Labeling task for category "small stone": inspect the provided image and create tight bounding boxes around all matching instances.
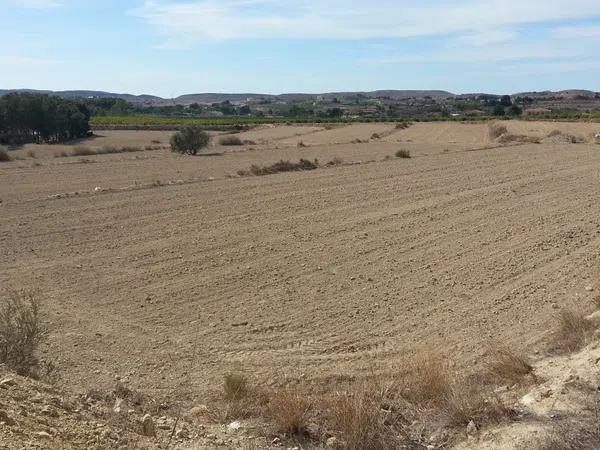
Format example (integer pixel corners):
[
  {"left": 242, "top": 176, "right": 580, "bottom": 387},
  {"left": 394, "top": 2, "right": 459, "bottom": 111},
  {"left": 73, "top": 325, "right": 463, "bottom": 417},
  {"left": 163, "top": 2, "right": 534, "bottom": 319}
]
[
  {"left": 175, "top": 428, "right": 188, "bottom": 439},
  {"left": 585, "top": 286, "right": 594, "bottom": 292},
  {"left": 141, "top": 414, "right": 155, "bottom": 437},
  {"left": 189, "top": 405, "right": 210, "bottom": 419},
  {"left": 0, "top": 378, "right": 16, "bottom": 388},
  {"left": 41, "top": 406, "right": 59, "bottom": 418},
  {"left": 36, "top": 431, "right": 52, "bottom": 438},
  {"left": 227, "top": 420, "right": 242, "bottom": 431},
  {"left": 466, "top": 420, "right": 477, "bottom": 435},
  {"left": 113, "top": 398, "right": 125, "bottom": 414}
]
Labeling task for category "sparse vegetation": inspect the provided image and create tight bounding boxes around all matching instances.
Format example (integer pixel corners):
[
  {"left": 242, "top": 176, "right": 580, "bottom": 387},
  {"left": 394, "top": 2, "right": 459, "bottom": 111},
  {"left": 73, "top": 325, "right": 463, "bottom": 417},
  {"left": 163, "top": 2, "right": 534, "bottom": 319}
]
[
  {"left": 238, "top": 159, "right": 319, "bottom": 176},
  {"left": 395, "top": 149, "right": 411, "bottom": 158},
  {"left": 219, "top": 135, "right": 244, "bottom": 146},
  {"left": 297, "top": 141, "right": 307, "bottom": 148},
  {"left": 224, "top": 372, "right": 249, "bottom": 401},
  {"left": 553, "top": 308, "right": 596, "bottom": 353},
  {"left": 488, "top": 122, "right": 508, "bottom": 139},
  {"left": 0, "top": 291, "right": 44, "bottom": 377},
  {"left": 59, "top": 145, "right": 146, "bottom": 157},
  {"left": 371, "top": 133, "right": 381, "bottom": 140},
  {"left": 0, "top": 146, "right": 11, "bottom": 162},
  {"left": 486, "top": 346, "right": 534, "bottom": 384},
  {"left": 170, "top": 125, "right": 210, "bottom": 155},
  {"left": 268, "top": 390, "right": 311, "bottom": 436}
]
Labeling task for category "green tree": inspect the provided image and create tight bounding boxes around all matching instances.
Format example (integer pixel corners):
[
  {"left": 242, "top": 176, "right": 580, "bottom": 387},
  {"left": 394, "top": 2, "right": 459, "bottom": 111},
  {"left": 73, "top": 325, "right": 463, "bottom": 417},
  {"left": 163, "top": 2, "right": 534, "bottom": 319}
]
[
  {"left": 493, "top": 105, "right": 506, "bottom": 116},
  {"left": 508, "top": 105, "right": 523, "bottom": 116},
  {"left": 170, "top": 125, "right": 210, "bottom": 155}
]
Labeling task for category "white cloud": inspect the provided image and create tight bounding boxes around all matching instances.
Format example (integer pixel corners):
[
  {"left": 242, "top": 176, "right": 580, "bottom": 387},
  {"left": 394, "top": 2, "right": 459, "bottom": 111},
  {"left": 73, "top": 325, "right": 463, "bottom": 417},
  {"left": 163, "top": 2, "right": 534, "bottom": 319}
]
[
  {"left": 454, "top": 30, "right": 517, "bottom": 48},
  {"left": 132, "top": 0, "right": 600, "bottom": 45}
]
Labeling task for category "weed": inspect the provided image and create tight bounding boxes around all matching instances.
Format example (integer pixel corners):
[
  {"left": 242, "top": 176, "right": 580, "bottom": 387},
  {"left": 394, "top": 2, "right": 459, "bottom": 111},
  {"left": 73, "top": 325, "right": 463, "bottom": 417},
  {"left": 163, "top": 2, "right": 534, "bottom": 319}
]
[
  {"left": 488, "top": 123, "right": 508, "bottom": 140},
  {"left": 0, "top": 291, "right": 44, "bottom": 377},
  {"left": 553, "top": 308, "right": 596, "bottom": 353},
  {"left": 71, "top": 145, "right": 95, "bottom": 156},
  {"left": 268, "top": 390, "right": 311, "bottom": 436},
  {"left": 0, "top": 147, "right": 12, "bottom": 162},
  {"left": 224, "top": 372, "right": 249, "bottom": 401},
  {"left": 220, "top": 135, "right": 244, "bottom": 146}
]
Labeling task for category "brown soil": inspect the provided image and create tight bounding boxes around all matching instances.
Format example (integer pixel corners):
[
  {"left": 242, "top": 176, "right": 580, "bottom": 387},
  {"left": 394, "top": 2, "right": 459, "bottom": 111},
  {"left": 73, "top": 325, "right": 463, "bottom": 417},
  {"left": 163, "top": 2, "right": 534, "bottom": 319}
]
[{"left": 1, "top": 121, "right": 600, "bottom": 447}]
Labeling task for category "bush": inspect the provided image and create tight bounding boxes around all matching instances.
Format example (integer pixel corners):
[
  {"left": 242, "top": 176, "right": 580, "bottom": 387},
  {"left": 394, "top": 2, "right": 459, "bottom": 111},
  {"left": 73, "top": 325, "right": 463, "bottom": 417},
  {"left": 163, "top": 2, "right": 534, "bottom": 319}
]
[
  {"left": 395, "top": 150, "right": 411, "bottom": 159},
  {"left": 0, "top": 147, "right": 11, "bottom": 162},
  {"left": 170, "top": 125, "right": 210, "bottom": 155},
  {"left": 224, "top": 372, "right": 248, "bottom": 401},
  {"left": 553, "top": 309, "right": 595, "bottom": 353},
  {"left": 0, "top": 291, "right": 44, "bottom": 376},
  {"left": 71, "top": 146, "right": 94, "bottom": 156},
  {"left": 485, "top": 346, "right": 533, "bottom": 384},
  {"left": 268, "top": 390, "right": 311, "bottom": 436},
  {"left": 239, "top": 159, "right": 319, "bottom": 177},
  {"left": 488, "top": 122, "right": 508, "bottom": 139},
  {"left": 219, "top": 135, "right": 244, "bottom": 146}
]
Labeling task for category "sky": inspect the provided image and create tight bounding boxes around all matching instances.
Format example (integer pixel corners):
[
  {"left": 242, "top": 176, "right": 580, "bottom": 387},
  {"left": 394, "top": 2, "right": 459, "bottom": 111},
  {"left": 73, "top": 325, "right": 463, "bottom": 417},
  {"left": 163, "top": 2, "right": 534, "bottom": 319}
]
[{"left": 2, "top": 0, "right": 600, "bottom": 97}]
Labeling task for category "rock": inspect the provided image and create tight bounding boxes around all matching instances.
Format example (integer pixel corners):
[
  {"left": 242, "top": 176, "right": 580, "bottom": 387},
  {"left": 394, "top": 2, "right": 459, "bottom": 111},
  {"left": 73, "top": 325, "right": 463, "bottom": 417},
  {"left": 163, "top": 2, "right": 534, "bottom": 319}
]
[
  {"left": 175, "top": 428, "right": 188, "bottom": 439},
  {"left": 141, "top": 414, "right": 155, "bottom": 437},
  {"left": 36, "top": 431, "right": 52, "bottom": 438},
  {"left": 0, "top": 410, "right": 16, "bottom": 426},
  {"left": 227, "top": 420, "right": 242, "bottom": 432},
  {"left": 41, "top": 406, "right": 59, "bottom": 418},
  {"left": 585, "top": 286, "right": 594, "bottom": 292},
  {"left": 0, "top": 378, "right": 16, "bottom": 388},
  {"left": 326, "top": 437, "right": 339, "bottom": 448},
  {"left": 466, "top": 420, "right": 477, "bottom": 435},
  {"left": 113, "top": 398, "right": 125, "bottom": 414}
]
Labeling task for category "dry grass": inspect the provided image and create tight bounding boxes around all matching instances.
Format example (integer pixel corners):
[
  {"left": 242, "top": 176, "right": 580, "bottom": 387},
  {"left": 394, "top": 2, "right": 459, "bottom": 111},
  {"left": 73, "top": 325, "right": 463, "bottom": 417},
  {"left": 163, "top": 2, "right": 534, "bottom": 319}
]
[
  {"left": 71, "top": 145, "right": 95, "bottom": 156},
  {"left": 397, "top": 353, "right": 451, "bottom": 406},
  {"left": 488, "top": 122, "right": 508, "bottom": 140},
  {"left": 26, "top": 149, "right": 37, "bottom": 158},
  {"left": 297, "top": 141, "right": 307, "bottom": 148},
  {"left": 224, "top": 372, "right": 249, "bottom": 401},
  {"left": 219, "top": 135, "right": 244, "bottom": 146},
  {"left": 268, "top": 390, "right": 312, "bottom": 436},
  {"left": 485, "top": 346, "right": 534, "bottom": 384},
  {"left": 0, "top": 147, "right": 11, "bottom": 162},
  {"left": 0, "top": 290, "right": 44, "bottom": 377},
  {"left": 395, "top": 149, "right": 411, "bottom": 159},
  {"left": 238, "top": 159, "right": 319, "bottom": 177},
  {"left": 371, "top": 133, "right": 381, "bottom": 140},
  {"left": 326, "top": 157, "right": 344, "bottom": 166},
  {"left": 543, "top": 399, "right": 600, "bottom": 449},
  {"left": 328, "top": 385, "right": 402, "bottom": 450},
  {"left": 553, "top": 308, "right": 596, "bottom": 353},
  {"left": 497, "top": 134, "right": 541, "bottom": 144}
]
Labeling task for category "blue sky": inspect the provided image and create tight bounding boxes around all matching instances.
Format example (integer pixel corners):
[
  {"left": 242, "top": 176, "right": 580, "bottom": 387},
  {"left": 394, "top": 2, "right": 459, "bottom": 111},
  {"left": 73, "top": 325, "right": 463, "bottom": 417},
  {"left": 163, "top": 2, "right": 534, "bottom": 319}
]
[{"left": 2, "top": 0, "right": 600, "bottom": 97}]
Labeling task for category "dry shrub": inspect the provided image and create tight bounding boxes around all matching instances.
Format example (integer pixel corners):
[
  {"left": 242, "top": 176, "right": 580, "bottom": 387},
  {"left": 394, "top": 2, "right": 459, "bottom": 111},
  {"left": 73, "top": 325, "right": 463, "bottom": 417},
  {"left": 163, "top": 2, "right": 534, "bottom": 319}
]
[
  {"left": 485, "top": 346, "right": 533, "bottom": 384},
  {"left": 553, "top": 308, "right": 596, "bottom": 353},
  {"left": 497, "top": 134, "right": 541, "bottom": 144},
  {"left": 268, "top": 390, "right": 311, "bottom": 436},
  {"left": 224, "top": 372, "right": 249, "bottom": 401},
  {"left": 441, "top": 380, "right": 513, "bottom": 427},
  {"left": 71, "top": 145, "right": 94, "bottom": 156},
  {"left": 297, "top": 141, "right": 307, "bottom": 148},
  {"left": 488, "top": 122, "right": 508, "bottom": 140},
  {"left": 151, "top": 139, "right": 161, "bottom": 144},
  {"left": 26, "top": 149, "right": 37, "bottom": 158},
  {"left": 220, "top": 135, "right": 244, "bottom": 146},
  {"left": 54, "top": 150, "right": 69, "bottom": 158},
  {"left": 0, "top": 291, "right": 44, "bottom": 376},
  {"left": 371, "top": 133, "right": 381, "bottom": 140},
  {"left": 0, "top": 147, "right": 11, "bottom": 162},
  {"left": 326, "top": 157, "right": 343, "bottom": 166},
  {"left": 395, "top": 122, "right": 411, "bottom": 130},
  {"left": 548, "top": 129, "right": 562, "bottom": 137},
  {"left": 395, "top": 149, "right": 411, "bottom": 159},
  {"left": 239, "top": 159, "right": 319, "bottom": 177},
  {"left": 543, "top": 399, "right": 600, "bottom": 449},
  {"left": 121, "top": 146, "right": 142, "bottom": 153},
  {"left": 398, "top": 353, "right": 450, "bottom": 406},
  {"left": 328, "top": 385, "right": 401, "bottom": 450},
  {"left": 244, "top": 139, "right": 257, "bottom": 145}
]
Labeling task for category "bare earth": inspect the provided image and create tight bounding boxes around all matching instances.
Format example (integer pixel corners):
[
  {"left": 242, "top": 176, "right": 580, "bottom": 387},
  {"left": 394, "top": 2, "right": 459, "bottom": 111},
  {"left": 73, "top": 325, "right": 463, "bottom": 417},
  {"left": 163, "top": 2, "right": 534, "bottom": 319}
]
[{"left": 2, "top": 121, "right": 600, "bottom": 413}]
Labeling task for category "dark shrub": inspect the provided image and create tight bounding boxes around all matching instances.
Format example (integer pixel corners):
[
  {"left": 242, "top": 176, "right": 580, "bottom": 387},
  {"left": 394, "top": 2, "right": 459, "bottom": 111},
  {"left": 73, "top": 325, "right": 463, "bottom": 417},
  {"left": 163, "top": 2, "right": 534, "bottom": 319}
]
[{"left": 170, "top": 125, "right": 210, "bottom": 155}]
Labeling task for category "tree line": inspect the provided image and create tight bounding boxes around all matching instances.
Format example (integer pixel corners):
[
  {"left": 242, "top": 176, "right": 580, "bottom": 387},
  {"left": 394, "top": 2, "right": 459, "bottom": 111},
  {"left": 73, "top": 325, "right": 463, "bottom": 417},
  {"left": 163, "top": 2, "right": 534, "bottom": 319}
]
[{"left": 0, "top": 93, "right": 91, "bottom": 145}]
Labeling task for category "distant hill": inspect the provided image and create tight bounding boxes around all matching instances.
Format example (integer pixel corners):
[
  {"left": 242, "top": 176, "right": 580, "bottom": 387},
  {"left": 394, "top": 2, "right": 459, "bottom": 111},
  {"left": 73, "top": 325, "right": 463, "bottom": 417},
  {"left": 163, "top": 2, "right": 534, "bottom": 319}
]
[
  {"left": 0, "top": 89, "right": 455, "bottom": 105},
  {"left": 1, "top": 88, "right": 598, "bottom": 105}
]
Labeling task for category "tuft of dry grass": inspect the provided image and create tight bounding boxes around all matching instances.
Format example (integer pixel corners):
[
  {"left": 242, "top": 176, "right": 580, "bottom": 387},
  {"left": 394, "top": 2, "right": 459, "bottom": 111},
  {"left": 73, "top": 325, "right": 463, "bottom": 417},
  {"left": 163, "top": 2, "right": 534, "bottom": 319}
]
[
  {"left": 268, "top": 390, "right": 312, "bottom": 436},
  {"left": 297, "top": 141, "right": 307, "bottom": 148},
  {"left": 326, "top": 157, "right": 343, "bottom": 166},
  {"left": 485, "top": 346, "right": 534, "bottom": 384},
  {"left": 497, "top": 134, "right": 541, "bottom": 144},
  {"left": 488, "top": 122, "right": 508, "bottom": 140},
  {"left": 328, "top": 385, "right": 402, "bottom": 450},
  {"left": 71, "top": 145, "right": 95, "bottom": 156},
  {"left": 395, "top": 149, "right": 411, "bottom": 159},
  {"left": 238, "top": 159, "right": 319, "bottom": 177},
  {"left": 0, "top": 290, "right": 44, "bottom": 377},
  {"left": 371, "top": 133, "right": 381, "bottom": 140},
  {"left": 0, "top": 147, "right": 11, "bottom": 162},
  {"left": 224, "top": 372, "right": 249, "bottom": 401},
  {"left": 26, "top": 149, "right": 37, "bottom": 158},
  {"left": 220, "top": 135, "right": 244, "bottom": 146},
  {"left": 553, "top": 308, "right": 596, "bottom": 353},
  {"left": 398, "top": 353, "right": 451, "bottom": 406}
]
